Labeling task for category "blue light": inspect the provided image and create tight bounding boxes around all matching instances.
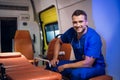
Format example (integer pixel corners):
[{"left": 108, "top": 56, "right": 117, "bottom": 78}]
[{"left": 92, "top": 0, "right": 120, "bottom": 79}]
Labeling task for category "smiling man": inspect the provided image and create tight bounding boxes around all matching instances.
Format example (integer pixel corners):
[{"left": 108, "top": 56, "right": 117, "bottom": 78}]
[{"left": 50, "top": 10, "right": 106, "bottom": 80}]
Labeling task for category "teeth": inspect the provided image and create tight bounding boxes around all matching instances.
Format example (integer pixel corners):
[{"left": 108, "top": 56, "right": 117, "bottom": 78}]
[{"left": 76, "top": 27, "right": 81, "bottom": 29}]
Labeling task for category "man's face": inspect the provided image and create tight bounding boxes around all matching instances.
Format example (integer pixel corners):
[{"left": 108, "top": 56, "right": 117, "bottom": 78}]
[{"left": 72, "top": 15, "right": 88, "bottom": 33}]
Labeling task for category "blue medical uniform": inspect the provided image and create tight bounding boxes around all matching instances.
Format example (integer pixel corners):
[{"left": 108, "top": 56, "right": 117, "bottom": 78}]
[{"left": 50, "top": 27, "right": 105, "bottom": 80}]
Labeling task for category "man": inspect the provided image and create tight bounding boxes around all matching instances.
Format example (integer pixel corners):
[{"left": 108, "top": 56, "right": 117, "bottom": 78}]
[{"left": 50, "top": 10, "right": 105, "bottom": 80}]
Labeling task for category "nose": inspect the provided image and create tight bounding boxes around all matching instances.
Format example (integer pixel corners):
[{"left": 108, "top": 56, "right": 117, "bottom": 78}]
[
  {"left": 76, "top": 22, "right": 82, "bottom": 27},
  {"left": 75, "top": 22, "right": 80, "bottom": 26}
]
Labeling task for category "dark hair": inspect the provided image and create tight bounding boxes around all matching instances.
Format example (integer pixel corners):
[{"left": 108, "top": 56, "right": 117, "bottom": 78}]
[{"left": 72, "top": 10, "right": 87, "bottom": 20}]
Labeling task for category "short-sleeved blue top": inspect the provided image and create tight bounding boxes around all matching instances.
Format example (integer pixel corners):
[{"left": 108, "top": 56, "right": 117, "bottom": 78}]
[{"left": 61, "top": 27, "right": 105, "bottom": 67}]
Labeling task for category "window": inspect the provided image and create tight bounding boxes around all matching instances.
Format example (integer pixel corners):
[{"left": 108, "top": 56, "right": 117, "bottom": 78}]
[{"left": 45, "top": 22, "right": 59, "bottom": 44}]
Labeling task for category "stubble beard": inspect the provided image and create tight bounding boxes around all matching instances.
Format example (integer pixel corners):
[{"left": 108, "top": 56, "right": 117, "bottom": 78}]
[{"left": 74, "top": 26, "right": 86, "bottom": 35}]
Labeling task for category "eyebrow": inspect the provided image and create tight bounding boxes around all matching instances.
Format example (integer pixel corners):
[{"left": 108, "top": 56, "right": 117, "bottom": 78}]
[{"left": 72, "top": 20, "right": 84, "bottom": 23}]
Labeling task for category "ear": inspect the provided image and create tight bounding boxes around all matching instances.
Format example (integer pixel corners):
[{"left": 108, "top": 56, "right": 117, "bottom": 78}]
[{"left": 86, "top": 21, "right": 88, "bottom": 25}]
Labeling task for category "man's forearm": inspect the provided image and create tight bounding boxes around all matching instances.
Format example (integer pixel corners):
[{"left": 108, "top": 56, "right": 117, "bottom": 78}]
[
  {"left": 53, "top": 39, "right": 61, "bottom": 59},
  {"left": 64, "top": 61, "right": 91, "bottom": 69},
  {"left": 63, "top": 56, "right": 95, "bottom": 68}
]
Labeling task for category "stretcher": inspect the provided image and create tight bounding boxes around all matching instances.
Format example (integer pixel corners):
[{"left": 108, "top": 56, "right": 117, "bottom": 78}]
[{"left": 0, "top": 52, "right": 62, "bottom": 80}]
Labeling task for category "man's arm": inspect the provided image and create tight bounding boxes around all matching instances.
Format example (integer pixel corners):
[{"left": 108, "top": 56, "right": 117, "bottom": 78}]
[
  {"left": 65, "top": 56, "right": 95, "bottom": 67},
  {"left": 58, "top": 56, "right": 95, "bottom": 72},
  {"left": 50, "top": 38, "right": 62, "bottom": 66}
]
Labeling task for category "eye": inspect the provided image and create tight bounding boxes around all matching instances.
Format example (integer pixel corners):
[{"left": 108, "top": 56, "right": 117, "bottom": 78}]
[
  {"left": 79, "top": 21, "right": 84, "bottom": 23},
  {"left": 72, "top": 21, "right": 77, "bottom": 24}
]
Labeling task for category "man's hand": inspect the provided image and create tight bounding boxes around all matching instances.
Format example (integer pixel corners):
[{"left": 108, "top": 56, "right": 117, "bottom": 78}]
[
  {"left": 50, "top": 58, "right": 59, "bottom": 67},
  {"left": 58, "top": 64, "right": 68, "bottom": 72},
  {"left": 58, "top": 65, "right": 65, "bottom": 72}
]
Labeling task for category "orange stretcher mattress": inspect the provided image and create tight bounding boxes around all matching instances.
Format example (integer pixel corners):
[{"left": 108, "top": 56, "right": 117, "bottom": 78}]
[{"left": 0, "top": 52, "right": 62, "bottom": 80}]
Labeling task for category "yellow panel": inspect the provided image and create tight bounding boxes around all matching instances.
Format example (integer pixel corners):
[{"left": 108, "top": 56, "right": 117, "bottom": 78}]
[
  {"left": 40, "top": 7, "right": 57, "bottom": 24},
  {"left": 40, "top": 6, "right": 58, "bottom": 50}
]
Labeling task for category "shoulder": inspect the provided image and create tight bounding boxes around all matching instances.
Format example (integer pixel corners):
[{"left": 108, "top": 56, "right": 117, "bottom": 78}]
[
  {"left": 60, "top": 27, "right": 76, "bottom": 43},
  {"left": 62, "top": 27, "right": 76, "bottom": 37},
  {"left": 85, "top": 27, "right": 101, "bottom": 43},
  {"left": 66, "top": 27, "right": 75, "bottom": 33},
  {"left": 87, "top": 27, "right": 100, "bottom": 38}
]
